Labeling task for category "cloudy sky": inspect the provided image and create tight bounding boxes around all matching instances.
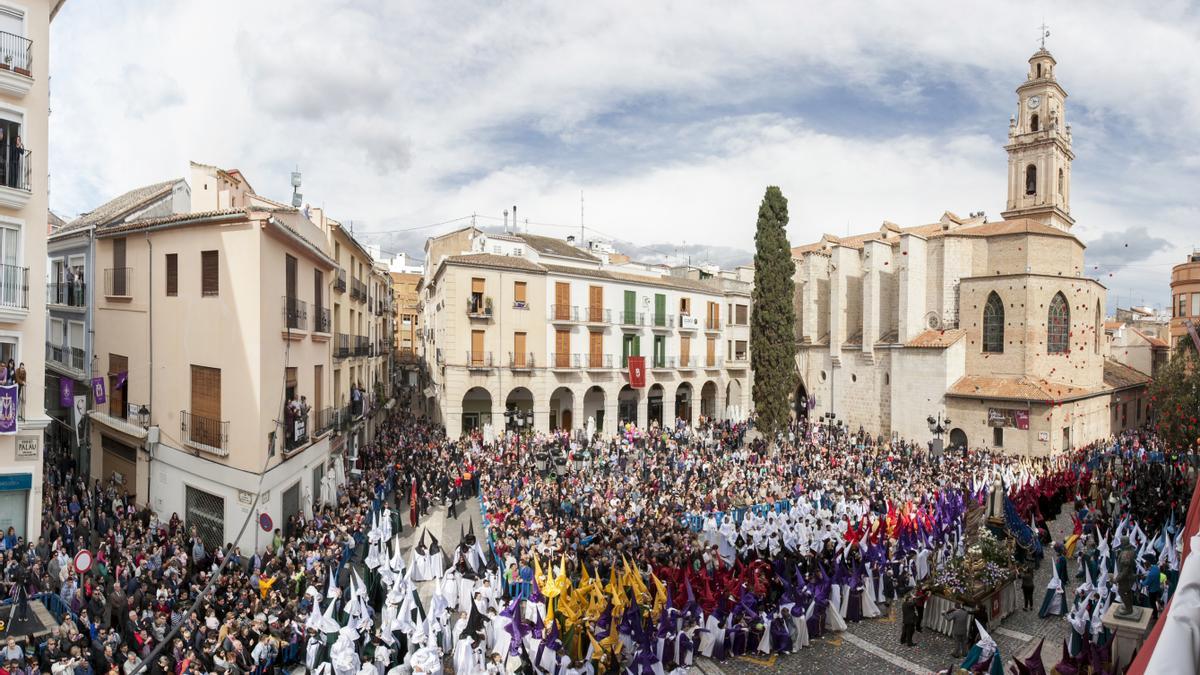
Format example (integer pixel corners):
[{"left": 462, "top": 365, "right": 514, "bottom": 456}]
[{"left": 49, "top": 1, "right": 1200, "bottom": 310}]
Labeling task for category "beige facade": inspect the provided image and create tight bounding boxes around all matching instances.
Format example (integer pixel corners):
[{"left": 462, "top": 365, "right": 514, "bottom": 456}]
[
  {"left": 791, "top": 49, "right": 1146, "bottom": 456},
  {"left": 1106, "top": 321, "right": 1168, "bottom": 377},
  {"left": 0, "top": 0, "right": 64, "bottom": 540},
  {"left": 420, "top": 229, "right": 752, "bottom": 434},
  {"left": 1169, "top": 251, "right": 1200, "bottom": 351},
  {"left": 392, "top": 271, "right": 422, "bottom": 388}
]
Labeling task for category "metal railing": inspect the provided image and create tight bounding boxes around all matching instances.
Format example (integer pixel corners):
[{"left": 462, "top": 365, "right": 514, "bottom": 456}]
[
  {"left": 652, "top": 312, "right": 673, "bottom": 329},
  {"left": 619, "top": 310, "right": 644, "bottom": 326},
  {"left": 508, "top": 352, "right": 535, "bottom": 369},
  {"left": 466, "top": 351, "right": 493, "bottom": 368},
  {"left": 586, "top": 306, "right": 610, "bottom": 323},
  {"left": 706, "top": 318, "right": 721, "bottom": 331},
  {"left": 336, "top": 333, "right": 350, "bottom": 358},
  {"left": 315, "top": 406, "right": 335, "bottom": 436},
  {"left": 551, "top": 304, "right": 579, "bottom": 322},
  {"left": 466, "top": 296, "right": 492, "bottom": 318},
  {"left": 550, "top": 352, "right": 581, "bottom": 368},
  {"left": 313, "top": 306, "right": 331, "bottom": 333},
  {"left": 351, "top": 278, "right": 367, "bottom": 301},
  {"left": 335, "top": 269, "right": 346, "bottom": 293},
  {"left": 705, "top": 356, "right": 722, "bottom": 368},
  {"left": 47, "top": 281, "right": 86, "bottom": 307},
  {"left": 0, "top": 31, "right": 32, "bottom": 74},
  {"left": 283, "top": 296, "right": 307, "bottom": 330},
  {"left": 180, "top": 410, "right": 229, "bottom": 456},
  {"left": 0, "top": 263, "right": 28, "bottom": 309},
  {"left": 587, "top": 353, "right": 613, "bottom": 369},
  {"left": 104, "top": 267, "right": 131, "bottom": 298},
  {"left": 678, "top": 355, "right": 698, "bottom": 368},
  {"left": 0, "top": 143, "right": 31, "bottom": 192},
  {"left": 652, "top": 355, "right": 677, "bottom": 368},
  {"left": 284, "top": 408, "right": 310, "bottom": 452},
  {"left": 354, "top": 335, "right": 369, "bottom": 356}
]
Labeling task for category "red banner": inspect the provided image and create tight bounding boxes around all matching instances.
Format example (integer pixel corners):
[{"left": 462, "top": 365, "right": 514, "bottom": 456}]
[{"left": 628, "top": 356, "right": 646, "bottom": 388}]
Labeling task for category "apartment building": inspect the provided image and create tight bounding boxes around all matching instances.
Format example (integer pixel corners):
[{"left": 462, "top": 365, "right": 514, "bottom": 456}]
[
  {"left": 420, "top": 227, "right": 752, "bottom": 434},
  {"left": 88, "top": 163, "right": 344, "bottom": 550},
  {"left": 0, "top": 0, "right": 65, "bottom": 540},
  {"left": 46, "top": 178, "right": 189, "bottom": 473},
  {"left": 391, "top": 270, "right": 421, "bottom": 384},
  {"left": 1170, "top": 250, "right": 1200, "bottom": 351}
]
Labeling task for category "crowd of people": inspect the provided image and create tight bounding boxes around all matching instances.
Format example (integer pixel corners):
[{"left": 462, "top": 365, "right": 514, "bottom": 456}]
[{"left": 0, "top": 397, "right": 1194, "bottom": 674}]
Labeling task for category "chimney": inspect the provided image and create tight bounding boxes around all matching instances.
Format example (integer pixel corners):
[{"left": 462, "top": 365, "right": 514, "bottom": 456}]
[
  {"left": 567, "top": 235, "right": 576, "bottom": 245},
  {"left": 512, "top": 205, "right": 517, "bottom": 234},
  {"left": 503, "top": 209, "right": 508, "bottom": 231}
]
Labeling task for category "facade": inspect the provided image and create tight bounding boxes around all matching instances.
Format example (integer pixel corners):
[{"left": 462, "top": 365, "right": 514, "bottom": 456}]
[
  {"left": 392, "top": 270, "right": 422, "bottom": 385},
  {"left": 790, "top": 48, "right": 1148, "bottom": 456},
  {"left": 87, "top": 162, "right": 359, "bottom": 551},
  {"left": 420, "top": 229, "right": 752, "bottom": 434},
  {"left": 46, "top": 179, "right": 189, "bottom": 474},
  {"left": 1169, "top": 250, "right": 1200, "bottom": 351},
  {"left": 0, "top": 0, "right": 65, "bottom": 541}
]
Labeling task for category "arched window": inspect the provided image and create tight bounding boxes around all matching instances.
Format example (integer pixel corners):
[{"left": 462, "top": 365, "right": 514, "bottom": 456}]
[
  {"left": 1025, "top": 165, "right": 1037, "bottom": 195},
  {"left": 1047, "top": 292, "right": 1070, "bottom": 354},
  {"left": 1031, "top": 113, "right": 1039, "bottom": 131},
  {"left": 983, "top": 292, "right": 1004, "bottom": 353},
  {"left": 1058, "top": 168, "right": 1064, "bottom": 196},
  {"left": 1036, "top": 63, "right": 1042, "bottom": 78}
]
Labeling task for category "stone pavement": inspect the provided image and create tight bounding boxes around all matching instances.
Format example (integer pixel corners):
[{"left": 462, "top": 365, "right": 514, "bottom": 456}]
[{"left": 690, "top": 508, "right": 1076, "bottom": 675}]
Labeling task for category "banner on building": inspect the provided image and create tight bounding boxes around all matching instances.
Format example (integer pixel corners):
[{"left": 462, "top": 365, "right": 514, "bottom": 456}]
[
  {"left": 91, "top": 377, "right": 107, "bottom": 405},
  {"left": 73, "top": 395, "right": 88, "bottom": 445},
  {"left": 114, "top": 371, "right": 128, "bottom": 390},
  {"left": 60, "top": 377, "right": 74, "bottom": 408},
  {"left": 628, "top": 356, "right": 646, "bottom": 388},
  {"left": 0, "top": 384, "right": 17, "bottom": 435},
  {"left": 988, "top": 407, "right": 1030, "bottom": 430}
]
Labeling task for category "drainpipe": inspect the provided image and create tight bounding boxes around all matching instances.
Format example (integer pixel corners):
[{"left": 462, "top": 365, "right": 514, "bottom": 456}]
[{"left": 145, "top": 231, "right": 154, "bottom": 507}]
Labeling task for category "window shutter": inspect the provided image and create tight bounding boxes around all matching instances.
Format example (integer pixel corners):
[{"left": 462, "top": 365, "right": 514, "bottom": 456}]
[
  {"left": 471, "top": 278, "right": 485, "bottom": 294},
  {"left": 514, "top": 281, "right": 526, "bottom": 304},
  {"left": 166, "top": 254, "right": 178, "bottom": 296},
  {"left": 201, "top": 251, "right": 219, "bottom": 296}
]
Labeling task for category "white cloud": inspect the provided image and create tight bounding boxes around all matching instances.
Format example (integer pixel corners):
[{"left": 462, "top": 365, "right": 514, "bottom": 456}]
[{"left": 47, "top": 1, "right": 1200, "bottom": 312}]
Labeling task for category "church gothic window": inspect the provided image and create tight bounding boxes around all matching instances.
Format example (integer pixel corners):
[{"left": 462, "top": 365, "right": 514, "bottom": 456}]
[
  {"left": 1047, "top": 292, "right": 1070, "bottom": 354},
  {"left": 982, "top": 292, "right": 1004, "bottom": 353},
  {"left": 1025, "top": 165, "right": 1037, "bottom": 195}
]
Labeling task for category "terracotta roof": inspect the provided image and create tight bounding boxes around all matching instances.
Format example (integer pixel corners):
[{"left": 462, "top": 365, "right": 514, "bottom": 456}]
[
  {"left": 56, "top": 179, "right": 181, "bottom": 236},
  {"left": 95, "top": 208, "right": 250, "bottom": 236},
  {"left": 791, "top": 217, "right": 1079, "bottom": 257},
  {"left": 906, "top": 329, "right": 966, "bottom": 348},
  {"left": 1104, "top": 320, "right": 1124, "bottom": 331},
  {"left": 443, "top": 253, "right": 546, "bottom": 273},
  {"left": 539, "top": 263, "right": 722, "bottom": 294},
  {"left": 1104, "top": 359, "right": 1153, "bottom": 389},
  {"left": 515, "top": 233, "right": 599, "bottom": 262},
  {"left": 1130, "top": 328, "right": 1169, "bottom": 348},
  {"left": 48, "top": 211, "right": 66, "bottom": 231},
  {"left": 946, "top": 375, "right": 1091, "bottom": 402}
]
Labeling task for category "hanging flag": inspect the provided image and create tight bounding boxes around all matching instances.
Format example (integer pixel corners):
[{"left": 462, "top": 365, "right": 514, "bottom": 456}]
[
  {"left": 59, "top": 377, "right": 74, "bottom": 407},
  {"left": 115, "top": 371, "right": 128, "bottom": 390},
  {"left": 91, "top": 377, "right": 107, "bottom": 405},
  {"left": 73, "top": 395, "right": 88, "bottom": 445},
  {"left": 628, "top": 356, "right": 646, "bottom": 388},
  {"left": 409, "top": 477, "right": 418, "bottom": 528},
  {"left": 0, "top": 384, "right": 17, "bottom": 435}
]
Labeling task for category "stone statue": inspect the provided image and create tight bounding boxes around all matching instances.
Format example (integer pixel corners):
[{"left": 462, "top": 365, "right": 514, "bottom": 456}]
[
  {"left": 988, "top": 477, "right": 1005, "bottom": 520},
  {"left": 1114, "top": 536, "right": 1141, "bottom": 619}
]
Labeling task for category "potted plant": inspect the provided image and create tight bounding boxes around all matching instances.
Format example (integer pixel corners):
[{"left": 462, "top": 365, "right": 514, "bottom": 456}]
[
  {"left": 484, "top": 296, "right": 493, "bottom": 315},
  {"left": 1, "top": 53, "right": 11, "bottom": 71}
]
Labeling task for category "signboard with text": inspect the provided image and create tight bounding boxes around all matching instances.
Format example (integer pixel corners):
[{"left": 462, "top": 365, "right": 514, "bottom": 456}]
[{"left": 988, "top": 407, "right": 1030, "bottom": 430}]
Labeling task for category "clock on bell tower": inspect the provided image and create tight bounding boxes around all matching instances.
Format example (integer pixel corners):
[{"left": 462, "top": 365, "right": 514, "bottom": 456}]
[{"left": 1001, "top": 47, "right": 1075, "bottom": 230}]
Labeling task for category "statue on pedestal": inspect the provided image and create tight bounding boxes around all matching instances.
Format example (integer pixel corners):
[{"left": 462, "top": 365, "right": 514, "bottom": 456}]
[
  {"left": 988, "top": 477, "right": 1005, "bottom": 520},
  {"left": 1114, "top": 536, "right": 1141, "bottom": 619}
]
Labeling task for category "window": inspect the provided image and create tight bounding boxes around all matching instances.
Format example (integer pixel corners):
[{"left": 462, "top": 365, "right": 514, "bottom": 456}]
[
  {"left": 189, "top": 365, "right": 223, "bottom": 448},
  {"left": 681, "top": 336, "right": 691, "bottom": 364},
  {"left": 993, "top": 427, "right": 1003, "bottom": 448},
  {"left": 1025, "top": 165, "right": 1037, "bottom": 195},
  {"left": 165, "top": 254, "right": 178, "bottom": 296},
  {"left": 1030, "top": 113, "right": 1039, "bottom": 132},
  {"left": 1036, "top": 63, "right": 1042, "bottom": 78},
  {"left": 735, "top": 304, "right": 748, "bottom": 325},
  {"left": 679, "top": 297, "right": 691, "bottom": 315},
  {"left": 555, "top": 329, "right": 571, "bottom": 368},
  {"left": 1047, "top": 292, "right": 1070, "bottom": 353},
  {"left": 513, "top": 332, "right": 527, "bottom": 366},
  {"left": 1095, "top": 302, "right": 1102, "bottom": 354},
  {"left": 1057, "top": 168, "right": 1064, "bottom": 196},
  {"left": 111, "top": 237, "right": 127, "bottom": 297},
  {"left": 653, "top": 335, "right": 665, "bottom": 368},
  {"left": 982, "top": 292, "right": 1004, "bottom": 353},
  {"left": 1193, "top": 293, "right": 1200, "bottom": 317},
  {"left": 201, "top": 250, "right": 219, "bottom": 296},
  {"left": 514, "top": 281, "right": 527, "bottom": 307},
  {"left": 1180, "top": 294, "right": 1188, "bottom": 317},
  {"left": 735, "top": 340, "right": 747, "bottom": 360}
]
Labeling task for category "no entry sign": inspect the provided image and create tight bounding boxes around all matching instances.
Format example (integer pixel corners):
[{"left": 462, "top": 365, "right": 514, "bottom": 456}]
[
  {"left": 74, "top": 549, "right": 93, "bottom": 574},
  {"left": 259, "top": 513, "right": 273, "bottom": 532}
]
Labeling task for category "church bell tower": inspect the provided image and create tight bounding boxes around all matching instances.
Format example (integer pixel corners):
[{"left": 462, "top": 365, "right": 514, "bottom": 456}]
[{"left": 1001, "top": 47, "right": 1075, "bottom": 230}]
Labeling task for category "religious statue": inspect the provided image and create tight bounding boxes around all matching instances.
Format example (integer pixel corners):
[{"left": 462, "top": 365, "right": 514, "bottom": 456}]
[
  {"left": 1114, "top": 536, "right": 1141, "bottom": 619},
  {"left": 988, "top": 477, "right": 1005, "bottom": 520}
]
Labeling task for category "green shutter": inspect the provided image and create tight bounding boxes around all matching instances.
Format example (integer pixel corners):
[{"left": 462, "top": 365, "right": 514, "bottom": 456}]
[
  {"left": 633, "top": 335, "right": 641, "bottom": 357},
  {"left": 624, "top": 290, "right": 636, "bottom": 324},
  {"left": 654, "top": 293, "right": 666, "bottom": 326}
]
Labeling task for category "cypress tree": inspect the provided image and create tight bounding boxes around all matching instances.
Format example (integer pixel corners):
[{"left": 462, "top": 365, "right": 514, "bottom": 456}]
[{"left": 750, "top": 186, "right": 796, "bottom": 434}]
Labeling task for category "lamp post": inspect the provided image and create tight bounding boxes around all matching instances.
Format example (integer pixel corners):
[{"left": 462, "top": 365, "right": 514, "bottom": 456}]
[{"left": 927, "top": 411, "right": 952, "bottom": 457}]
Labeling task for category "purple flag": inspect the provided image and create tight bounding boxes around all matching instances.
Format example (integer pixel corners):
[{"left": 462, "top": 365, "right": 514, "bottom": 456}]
[
  {"left": 0, "top": 384, "right": 16, "bottom": 435},
  {"left": 59, "top": 377, "right": 74, "bottom": 407},
  {"left": 115, "top": 371, "right": 128, "bottom": 390},
  {"left": 91, "top": 377, "right": 107, "bottom": 404}
]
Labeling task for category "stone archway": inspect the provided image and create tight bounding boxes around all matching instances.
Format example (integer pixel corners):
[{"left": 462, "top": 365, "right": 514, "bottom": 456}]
[
  {"left": 505, "top": 387, "right": 534, "bottom": 432},
  {"left": 618, "top": 385, "right": 639, "bottom": 427},
  {"left": 461, "top": 387, "right": 492, "bottom": 433},
  {"left": 648, "top": 383, "right": 665, "bottom": 427},
  {"left": 700, "top": 381, "right": 718, "bottom": 420},
  {"left": 949, "top": 428, "right": 967, "bottom": 450},
  {"left": 725, "top": 379, "right": 743, "bottom": 420},
  {"left": 550, "top": 386, "right": 575, "bottom": 430},
  {"left": 582, "top": 386, "right": 606, "bottom": 435},
  {"left": 792, "top": 379, "right": 809, "bottom": 420},
  {"left": 675, "top": 382, "right": 694, "bottom": 425}
]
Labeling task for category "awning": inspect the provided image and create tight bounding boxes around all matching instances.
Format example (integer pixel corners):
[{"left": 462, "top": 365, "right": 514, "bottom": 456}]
[{"left": 0, "top": 473, "right": 33, "bottom": 491}]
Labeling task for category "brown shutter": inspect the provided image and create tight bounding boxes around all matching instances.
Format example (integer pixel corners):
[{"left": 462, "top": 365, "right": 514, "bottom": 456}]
[
  {"left": 556, "top": 329, "right": 570, "bottom": 367},
  {"left": 471, "top": 330, "right": 484, "bottom": 364},
  {"left": 707, "top": 337, "right": 716, "bottom": 366},
  {"left": 589, "top": 286, "right": 602, "bottom": 321},
  {"left": 514, "top": 332, "right": 526, "bottom": 366},
  {"left": 681, "top": 336, "right": 690, "bottom": 363},
  {"left": 190, "top": 365, "right": 222, "bottom": 446},
  {"left": 514, "top": 281, "right": 526, "bottom": 304},
  {"left": 589, "top": 331, "right": 602, "bottom": 367},
  {"left": 165, "top": 254, "right": 178, "bottom": 296},
  {"left": 286, "top": 255, "right": 298, "bottom": 298},
  {"left": 201, "top": 250, "right": 219, "bottom": 296},
  {"left": 471, "top": 278, "right": 485, "bottom": 294},
  {"left": 555, "top": 282, "right": 570, "bottom": 320},
  {"left": 313, "top": 365, "right": 323, "bottom": 412},
  {"left": 314, "top": 270, "right": 324, "bottom": 312}
]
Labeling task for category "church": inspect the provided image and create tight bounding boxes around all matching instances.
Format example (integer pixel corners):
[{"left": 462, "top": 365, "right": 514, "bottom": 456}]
[{"left": 790, "top": 47, "right": 1150, "bottom": 456}]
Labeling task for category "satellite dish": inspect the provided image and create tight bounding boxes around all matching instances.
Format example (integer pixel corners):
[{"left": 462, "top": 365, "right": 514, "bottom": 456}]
[{"left": 924, "top": 312, "right": 943, "bottom": 330}]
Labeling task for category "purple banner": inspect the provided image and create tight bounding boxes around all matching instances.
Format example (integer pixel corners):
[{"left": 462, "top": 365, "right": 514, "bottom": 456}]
[
  {"left": 115, "top": 371, "right": 128, "bottom": 390},
  {"left": 91, "top": 377, "right": 107, "bottom": 405},
  {"left": 0, "top": 384, "right": 17, "bottom": 435},
  {"left": 60, "top": 377, "right": 75, "bottom": 408}
]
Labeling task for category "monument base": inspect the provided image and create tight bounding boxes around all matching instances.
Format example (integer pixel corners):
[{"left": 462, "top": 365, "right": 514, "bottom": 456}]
[{"left": 1102, "top": 604, "right": 1153, "bottom": 673}]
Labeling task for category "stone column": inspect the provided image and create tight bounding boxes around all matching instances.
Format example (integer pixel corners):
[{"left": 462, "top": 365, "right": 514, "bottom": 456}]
[
  {"left": 897, "top": 234, "right": 928, "bottom": 342},
  {"left": 1101, "top": 605, "right": 1151, "bottom": 673}
]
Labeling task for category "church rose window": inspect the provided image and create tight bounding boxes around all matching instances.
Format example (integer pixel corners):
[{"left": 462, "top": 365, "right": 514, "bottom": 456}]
[
  {"left": 1047, "top": 292, "right": 1070, "bottom": 354},
  {"left": 983, "top": 292, "right": 1004, "bottom": 353}
]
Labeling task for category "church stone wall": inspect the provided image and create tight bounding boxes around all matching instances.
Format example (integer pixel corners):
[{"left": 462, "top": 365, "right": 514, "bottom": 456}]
[{"left": 888, "top": 340, "right": 964, "bottom": 442}]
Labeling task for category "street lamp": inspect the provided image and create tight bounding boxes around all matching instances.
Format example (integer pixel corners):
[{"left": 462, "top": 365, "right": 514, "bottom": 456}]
[
  {"left": 927, "top": 412, "right": 952, "bottom": 457},
  {"left": 137, "top": 404, "right": 151, "bottom": 429}
]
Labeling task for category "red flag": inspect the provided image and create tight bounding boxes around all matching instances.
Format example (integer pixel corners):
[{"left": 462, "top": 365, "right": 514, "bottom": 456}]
[
  {"left": 628, "top": 356, "right": 646, "bottom": 388},
  {"left": 409, "top": 478, "right": 418, "bottom": 528}
]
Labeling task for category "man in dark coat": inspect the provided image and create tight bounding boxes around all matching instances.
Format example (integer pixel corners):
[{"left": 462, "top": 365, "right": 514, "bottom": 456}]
[{"left": 900, "top": 593, "right": 918, "bottom": 647}]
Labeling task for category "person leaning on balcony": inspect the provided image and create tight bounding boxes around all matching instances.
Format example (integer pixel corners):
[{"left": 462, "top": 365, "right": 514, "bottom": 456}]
[
  {"left": 8, "top": 135, "right": 22, "bottom": 189},
  {"left": 14, "top": 361, "right": 25, "bottom": 421}
]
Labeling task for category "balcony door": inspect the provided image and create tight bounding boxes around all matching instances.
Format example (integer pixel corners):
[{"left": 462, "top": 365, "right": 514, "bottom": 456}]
[
  {"left": 589, "top": 285, "right": 602, "bottom": 322},
  {"left": 471, "top": 330, "right": 484, "bottom": 365},
  {"left": 555, "top": 282, "right": 570, "bottom": 320},
  {"left": 108, "top": 354, "right": 128, "bottom": 420},
  {"left": 190, "top": 365, "right": 222, "bottom": 448},
  {"left": 589, "top": 330, "right": 602, "bottom": 367},
  {"left": 680, "top": 336, "right": 691, "bottom": 365},
  {"left": 555, "top": 329, "right": 571, "bottom": 367},
  {"left": 0, "top": 223, "right": 18, "bottom": 306}
]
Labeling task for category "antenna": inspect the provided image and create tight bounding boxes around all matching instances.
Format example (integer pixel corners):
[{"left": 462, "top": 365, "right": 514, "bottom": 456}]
[
  {"left": 1039, "top": 20, "right": 1050, "bottom": 49},
  {"left": 290, "top": 168, "right": 302, "bottom": 208}
]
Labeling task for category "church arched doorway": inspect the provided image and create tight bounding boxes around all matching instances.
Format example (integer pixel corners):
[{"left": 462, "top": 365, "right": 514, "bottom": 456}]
[
  {"left": 949, "top": 428, "right": 967, "bottom": 451},
  {"left": 793, "top": 380, "right": 809, "bottom": 420}
]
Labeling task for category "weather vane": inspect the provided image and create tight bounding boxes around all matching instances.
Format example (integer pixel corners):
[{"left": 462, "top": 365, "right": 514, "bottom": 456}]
[{"left": 1039, "top": 21, "right": 1050, "bottom": 49}]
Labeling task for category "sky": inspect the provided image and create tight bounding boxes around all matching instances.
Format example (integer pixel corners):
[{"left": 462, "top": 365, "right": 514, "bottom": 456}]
[{"left": 48, "top": 1, "right": 1200, "bottom": 312}]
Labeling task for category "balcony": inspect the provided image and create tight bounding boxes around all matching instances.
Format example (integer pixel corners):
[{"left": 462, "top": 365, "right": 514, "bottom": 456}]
[
  {"left": 354, "top": 335, "right": 369, "bottom": 357},
  {"left": 651, "top": 313, "right": 673, "bottom": 331},
  {"left": 0, "top": 144, "right": 31, "bottom": 208},
  {"left": 585, "top": 306, "right": 610, "bottom": 325},
  {"left": 586, "top": 353, "right": 613, "bottom": 370},
  {"left": 704, "top": 357, "right": 723, "bottom": 369},
  {"left": 651, "top": 356, "right": 676, "bottom": 370},
  {"left": 335, "top": 333, "right": 350, "bottom": 359},
  {"left": 312, "top": 307, "right": 331, "bottom": 335},
  {"left": 0, "top": 263, "right": 28, "bottom": 314},
  {"left": 551, "top": 304, "right": 580, "bottom": 323},
  {"left": 508, "top": 352, "right": 535, "bottom": 371},
  {"left": 677, "top": 355, "right": 698, "bottom": 370},
  {"left": 180, "top": 410, "right": 230, "bottom": 457},
  {"left": 46, "top": 343, "right": 86, "bottom": 374},
  {"left": 283, "top": 407, "right": 310, "bottom": 455},
  {"left": 466, "top": 351, "right": 493, "bottom": 370},
  {"left": 550, "top": 352, "right": 581, "bottom": 370},
  {"left": 351, "top": 278, "right": 367, "bottom": 302},
  {"left": 315, "top": 406, "right": 335, "bottom": 437},
  {"left": 705, "top": 318, "right": 722, "bottom": 332},
  {"left": 0, "top": 31, "right": 32, "bottom": 98},
  {"left": 619, "top": 311, "right": 645, "bottom": 329},
  {"left": 466, "top": 295, "right": 493, "bottom": 320},
  {"left": 678, "top": 315, "right": 701, "bottom": 331},
  {"left": 47, "top": 282, "right": 86, "bottom": 309},
  {"left": 104, "top": 267, "right": 132, "bottom": 300},
  {"left": 726, "top": 354, "right": 749, "bottom": 369},
  {"left": 335, "top": 269, "right": 347, "bottom": 293},
  {"left": 282, "top": 296, "right": 307, "bottom": 337}
]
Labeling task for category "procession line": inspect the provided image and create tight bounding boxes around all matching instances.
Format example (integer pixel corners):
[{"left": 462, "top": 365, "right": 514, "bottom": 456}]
[
  {"left": 840, "top": 633, "right": 929, "bottom": 674},
  {"left": 993, "top": 626, "right": 1036, "bottom": 642}
]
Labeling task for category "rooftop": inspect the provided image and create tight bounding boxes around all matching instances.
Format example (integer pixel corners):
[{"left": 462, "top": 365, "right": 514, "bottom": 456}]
[
  {"left": 791, "top": 216, "right": 1079, "bottom": 257},
  {"left": 514, "top": 233, "right": 600, "bottom": 262},
  {"left": 905, "top": 328, "right": 966, "bottom": 348},
  {"left": 55, "top": 179, "right": 181, "bottom": 237}
]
